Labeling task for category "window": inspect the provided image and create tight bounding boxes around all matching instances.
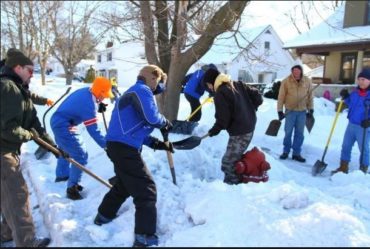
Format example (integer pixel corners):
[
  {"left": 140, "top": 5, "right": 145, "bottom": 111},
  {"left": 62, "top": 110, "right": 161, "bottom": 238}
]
[
  {"left": 107, "top": 52, "right": 112, "bottom": 61},
  {"left": 264, "top": 41, "right": 270, "bottom": 50},
  {"left": 258, "top": 74, "right": 264, "bottom": 83},
  {"left": 340, "top": 53, "right": 357, "bottom": 84},
  {"left": 97, "top": 54, "right": 101, "bottom": 63},
  {"left": 363, "top": 51, "right": 370, "bottom": 68},
  {"left": 238, "top": 70, "right": 254, "bottom": 82}
]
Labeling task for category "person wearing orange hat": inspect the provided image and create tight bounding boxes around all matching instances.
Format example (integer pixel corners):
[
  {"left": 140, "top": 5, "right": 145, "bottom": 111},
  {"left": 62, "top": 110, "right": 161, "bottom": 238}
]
[{"left": 50, "top": 77, "right": 113, "bottom": 200}]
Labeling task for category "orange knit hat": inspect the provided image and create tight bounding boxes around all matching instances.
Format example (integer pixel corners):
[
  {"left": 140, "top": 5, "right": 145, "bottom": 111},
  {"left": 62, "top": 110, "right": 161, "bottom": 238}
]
[{"left": 91, "top": 77, "right": 114, "bottom": 99}]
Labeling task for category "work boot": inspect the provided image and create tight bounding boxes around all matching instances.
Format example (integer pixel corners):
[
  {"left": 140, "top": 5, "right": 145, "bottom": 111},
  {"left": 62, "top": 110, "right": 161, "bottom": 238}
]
[
  {"left": 292, "top": 155, "right": 306, "bottom": 163},
  {"left": 94, "top": 213, "right": 113, "bottom": 226},
  {"left": 66, "top": 185, "right": 83, "bottom": 200},
  {"left": 279, "top": 152, "right": 288, "bottom": 160},
  {"left": 331, "top": 160, "right": 349, "bottom": 175},
  {"left": 360, "top": 165, "right": 368, "bottom": 174},
  {"left": 133, "top": 234, "right": 158, "bottom": 247},
  {"left": 31, "top": 237, "right": 51, "bottom": 247},
  {"left": 55, "top": 176, "right": 69, "bottom": 182}
]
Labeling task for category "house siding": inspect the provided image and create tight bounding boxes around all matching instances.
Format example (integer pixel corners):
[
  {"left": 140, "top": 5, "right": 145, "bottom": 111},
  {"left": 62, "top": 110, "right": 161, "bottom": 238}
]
[{"left": 343, "top": 0, "right": 368, "bottom": 28}]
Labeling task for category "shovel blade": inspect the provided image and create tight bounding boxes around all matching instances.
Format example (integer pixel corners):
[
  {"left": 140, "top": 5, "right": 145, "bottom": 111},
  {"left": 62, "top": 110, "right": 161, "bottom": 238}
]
[
  {"left": 312, "top": 160, "right": 327, "bottom": 176},
  {"left": 34, "top": 146, "right": 50, "bottom": 160},
  {"left": 306, "top": 115, "right": 315, "bottom": 133},
  {"left": 265, "top": 119, "right": 281, "bottom": 136},
  {"left": 172, "top": 136, "right": 202, "bottom": 150},
  {"left": 170, "top": 120, "right": 198, "bottom": 135}
]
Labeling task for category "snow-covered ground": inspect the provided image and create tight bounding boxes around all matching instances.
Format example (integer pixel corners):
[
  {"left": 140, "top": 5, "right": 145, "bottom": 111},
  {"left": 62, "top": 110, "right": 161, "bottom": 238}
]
[{"left": 10, "top": 73, "right": 370, "bottom": 247}]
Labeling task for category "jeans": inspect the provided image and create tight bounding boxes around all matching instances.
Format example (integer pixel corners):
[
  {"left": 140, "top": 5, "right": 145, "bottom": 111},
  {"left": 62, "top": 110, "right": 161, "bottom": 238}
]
[
  {"left": 341, "top": 122, "right": 369, "bottom": 167},
  {"left": 283, "top": 110, "right": 306, "bottom": 156}
]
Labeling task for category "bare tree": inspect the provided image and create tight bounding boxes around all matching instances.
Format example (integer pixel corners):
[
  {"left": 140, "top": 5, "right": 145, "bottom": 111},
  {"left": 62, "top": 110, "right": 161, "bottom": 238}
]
[
  {"left": 116, "top": 0, "right": 248, "bottom": 120},
  {"left": 48, "top": 2, "right": 110, "bottom": 85},
  {"left": 25, "top": 1, "right": 61, "bottom": 85}
]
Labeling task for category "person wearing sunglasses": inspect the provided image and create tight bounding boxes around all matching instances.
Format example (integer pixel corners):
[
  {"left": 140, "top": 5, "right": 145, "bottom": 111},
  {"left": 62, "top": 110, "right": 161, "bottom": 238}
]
[
  {"left": 0, "top": 49, "right": 54, "bottom": 247},
  {"left": 0, "top": 49, "right": 54, "bottom": 107}
]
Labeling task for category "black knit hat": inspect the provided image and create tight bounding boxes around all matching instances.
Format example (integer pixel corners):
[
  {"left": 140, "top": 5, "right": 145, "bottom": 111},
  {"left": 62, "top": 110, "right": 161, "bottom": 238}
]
[
  {"left": 5, "top": 48, "right": 33, "bottom": 68},
  {"left": 357, "top": 67, "right": 370, "bottom": 80},
  {"left": 291, "top": 64, "right": 303, "bottom": 72},
  {"left": 202, "top": 68, "right": 220, "bottom": 85}
]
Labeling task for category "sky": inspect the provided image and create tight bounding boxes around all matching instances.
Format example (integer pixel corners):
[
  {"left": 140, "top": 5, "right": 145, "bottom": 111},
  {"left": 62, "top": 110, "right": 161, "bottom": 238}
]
[
  {"left": 3, "top": 71, "right": 369, "bottom": 247},
  {"left": 241, "top": 1, "right": 341, "bottom": 42}
]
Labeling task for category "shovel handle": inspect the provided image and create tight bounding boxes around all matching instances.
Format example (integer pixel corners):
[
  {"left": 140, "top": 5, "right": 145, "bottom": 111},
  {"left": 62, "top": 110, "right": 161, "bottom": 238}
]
[
  {"left": 186, "top": 97, "right": 213, "bottom": 121},
  {"left": 31, "top": 129, "right": 112, "bottom": 189}
]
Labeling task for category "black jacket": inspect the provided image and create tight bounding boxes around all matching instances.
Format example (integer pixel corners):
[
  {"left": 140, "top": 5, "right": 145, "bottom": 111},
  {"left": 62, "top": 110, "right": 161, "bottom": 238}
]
[{"left": 210, "top": 81, "right": 263, "bottom": 136}]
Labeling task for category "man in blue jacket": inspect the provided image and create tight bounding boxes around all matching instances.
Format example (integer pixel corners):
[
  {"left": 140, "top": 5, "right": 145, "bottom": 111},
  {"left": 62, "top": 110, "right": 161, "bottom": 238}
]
[
  {"left": 50, "top": 77, "right": 113, "bottom": 200},
  {"left": 183, "top": 63, "right": 218, "bottom": 122},
  {"left": 94, "top": 65, "right": 173, "bottom": 247}
]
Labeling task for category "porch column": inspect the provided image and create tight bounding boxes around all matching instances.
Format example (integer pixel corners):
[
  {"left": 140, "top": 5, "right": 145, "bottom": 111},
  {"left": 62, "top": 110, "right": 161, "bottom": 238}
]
[{"left": 356, "top": 50, "right": 364, "bottom": 77}]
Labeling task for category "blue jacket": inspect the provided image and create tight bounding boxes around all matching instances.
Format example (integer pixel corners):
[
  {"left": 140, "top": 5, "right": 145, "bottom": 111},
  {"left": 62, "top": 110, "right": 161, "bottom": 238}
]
[
  {"left": 345, "top": 88, "right": 370, "bottom": 125},
  {"left": 106, "top": 80, "right": 166, "bottom": 149},
  {"left": 50, "top": 87, "right": 106, "bottom": 148},
  {"left": 183, "top": 69, "right": 206, "bottom": 99}
]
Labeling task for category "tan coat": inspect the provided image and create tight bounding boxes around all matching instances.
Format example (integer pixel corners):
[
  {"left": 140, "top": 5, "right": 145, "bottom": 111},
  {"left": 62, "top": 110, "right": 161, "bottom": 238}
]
[{"left": 277, "top": 74, "right": 314, "bottom": 112}]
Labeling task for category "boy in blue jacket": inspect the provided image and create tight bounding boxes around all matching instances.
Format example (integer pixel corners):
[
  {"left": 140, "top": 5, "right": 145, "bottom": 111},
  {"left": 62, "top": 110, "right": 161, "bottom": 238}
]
[
  {"left": 50, "top": 77, "right": 113, "bottom": 200},
  {"left": 183, "top": 63, "right": 217, "bottom": 122},
  {"left": 94, "top": 65, "right": 173, "bottom": 247},
  {"left": 332, "top": 68, "right": 370, "bottom": 174}
]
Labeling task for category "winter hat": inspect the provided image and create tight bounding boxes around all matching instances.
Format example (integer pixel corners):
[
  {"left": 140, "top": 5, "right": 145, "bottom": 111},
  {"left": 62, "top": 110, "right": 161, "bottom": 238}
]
[
  {"left": 357, "top": 68, "right": 370, "bottom": 80},
  {"left": 91, "top": 76, "right": 114, "bottom": 99},
  {"left": 138, "top": 64, "right": 165, "bottom": 90},
  {"left": 291, "top": 64, "right": 303, "bottom": 72},
  {"left": 5, "top": 48, "right": 33, "bottom": 68},
  {"left": 201, "top": 63, "right": 218, "bottom": 72},
  {"left": 202, "top": 68, "right": 220, "bottom": 86}
]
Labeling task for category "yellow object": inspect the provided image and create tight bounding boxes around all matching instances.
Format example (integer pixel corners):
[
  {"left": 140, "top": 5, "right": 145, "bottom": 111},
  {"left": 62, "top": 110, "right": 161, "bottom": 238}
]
[
  {"left": 214, "top": 73, "right": 231, "bottom": 92},
  {"left": 91, "top": 77, "right": 114, "bottom": 99},
  {"left": 110, "top": 77, "right": 118, "bottom": 87},
  {"left": 325, "top": 100, "right": 343, "bottom": 148},
  {"left": 186, "top": 97, "right": 213, "bottom": 121}
]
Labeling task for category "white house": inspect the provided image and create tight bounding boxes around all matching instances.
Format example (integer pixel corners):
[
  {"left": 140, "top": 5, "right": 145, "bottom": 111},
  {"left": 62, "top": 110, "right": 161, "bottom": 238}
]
[
  {"left": 197, "top": 25, "right": 296, "bottom": 84},
  {"left": 47, "top": 57, "right": 95, "bottom": 80},
  {"left": 94, "top": 42, "right": 147, "bottom": 88}
]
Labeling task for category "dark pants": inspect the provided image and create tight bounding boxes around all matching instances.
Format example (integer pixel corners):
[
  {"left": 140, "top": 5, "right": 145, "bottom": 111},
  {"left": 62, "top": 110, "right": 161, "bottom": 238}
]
[
  {"left": 185, "top": 93, "right": 201, "bottom": 122},
  {"left": 97, "top": 142, "right": 157, "bottom": 235},
  {"left": 1, "top": 152, "right": 35, "bottom": 246}
]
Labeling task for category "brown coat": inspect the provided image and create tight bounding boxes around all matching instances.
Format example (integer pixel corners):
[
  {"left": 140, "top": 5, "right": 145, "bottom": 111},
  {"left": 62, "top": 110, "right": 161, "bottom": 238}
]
[{"left": 277, "top": 74, "right": 313, "bottom": 112}]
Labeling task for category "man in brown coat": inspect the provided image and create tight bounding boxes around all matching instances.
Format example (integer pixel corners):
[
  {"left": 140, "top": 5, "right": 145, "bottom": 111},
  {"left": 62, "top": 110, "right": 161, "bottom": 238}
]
[
  {"left": 0, "top": 49, "right": 54, "bottom": 247},
  {"left": 277, "top": 65, "right": 314, "bottom": 162}
]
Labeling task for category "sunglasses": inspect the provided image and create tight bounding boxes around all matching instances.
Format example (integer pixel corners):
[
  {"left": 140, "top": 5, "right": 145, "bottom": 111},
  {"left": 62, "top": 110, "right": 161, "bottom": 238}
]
[{"left": 23, "top": 66, "right": 34, "bottom": 75}]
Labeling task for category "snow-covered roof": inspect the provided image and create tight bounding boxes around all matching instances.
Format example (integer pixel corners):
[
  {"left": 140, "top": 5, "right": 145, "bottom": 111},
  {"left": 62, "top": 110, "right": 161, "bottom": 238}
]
[
  {"left": 284, "top": 4, "right": 370, "bottom": 48},
  {"left": 198, "top": 25, "right": 271, "bottom": 64}
]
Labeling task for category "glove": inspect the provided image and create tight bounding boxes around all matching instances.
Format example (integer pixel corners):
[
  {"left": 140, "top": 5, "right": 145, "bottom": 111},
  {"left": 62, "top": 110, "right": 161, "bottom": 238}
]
[
  {"left": 278, "top": 111, "right": 285, "bottom": 121},
  {"left": 53, "top": 147, "right": 70, "bottom": 159},
  {"left": 46, "top": 99, "right": 54, "bottom": 106},
  {"left": 361, "top": 119, "right": 370, "bottom": 128},
  {"left": 340, "top": 89, "right": 349, "bottom": 100},
  {"left": 152, "top": 139, "right": 174, "bottom": 153},
  {"left": 160, "top": 119, "right": 173, "bottom": 136},
  {"left": 306, "top": 109, "right": 314, "bottom": 118},
  {"left": 98, "top": 102, "right": 108, "bottom": 113},
  {"left": 208, "top": 127, "right": 221, "bottom": 137}
]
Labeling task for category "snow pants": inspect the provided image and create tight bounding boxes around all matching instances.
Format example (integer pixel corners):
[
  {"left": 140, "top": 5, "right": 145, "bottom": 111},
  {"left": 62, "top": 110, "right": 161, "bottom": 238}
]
[
  {"left": 341, "top": 122, "right": 369, "bottom": 167},
  {"left": 51, "top": 127, "right": 88, "bottom": 188},
  {"left": 1, "top": 152, "right": 35, "bottom": 246},
  {"left": 98, "top": 141, "right": 157, "bottom": 235},
  {"left": 221, "top": 132, "right": 253, "bottom": 184},
  {"left": 283, "top": 110, "right": 306, "bottom": 156}
]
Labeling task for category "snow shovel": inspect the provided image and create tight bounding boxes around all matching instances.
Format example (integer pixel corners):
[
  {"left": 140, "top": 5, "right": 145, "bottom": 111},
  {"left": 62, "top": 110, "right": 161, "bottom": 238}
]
[
  {"left": 172, "top": 133, "right": 209, "bottom": 150},
  {"left": 171, "top": 97, "right": 213, "bottom": 135},
  {"left": 312, "top": 100, "right": 344, "bottom": 176},
  {"left": 305, "top": 114, "right": 315, "bottom": 133},
  {"left": 35, "top": 86, "right": 72, "bottom": 160},
  {"left": 31, "top": 128, "right": 112, "bottom": 189},
  {"left": 162, "top": 131, "right": 176, "bottom": 185},
  {"left": 265, "top": 119, "right": 281, "bottom": 136}
]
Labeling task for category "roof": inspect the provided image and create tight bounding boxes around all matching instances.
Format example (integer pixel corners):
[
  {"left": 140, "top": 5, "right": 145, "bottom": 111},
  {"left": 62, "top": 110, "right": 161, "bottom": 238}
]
[
  {"left": 198, "top": 25, "right": 272, "bottom": 64},
  {"left": 284, "top": 4, "right": 370, "bottom": 48}
]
